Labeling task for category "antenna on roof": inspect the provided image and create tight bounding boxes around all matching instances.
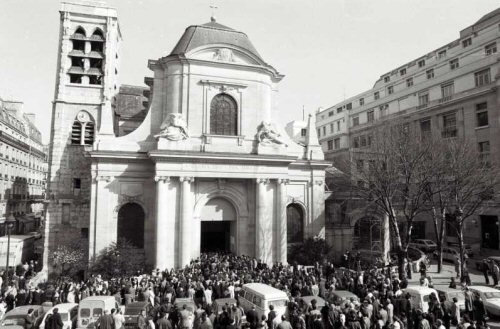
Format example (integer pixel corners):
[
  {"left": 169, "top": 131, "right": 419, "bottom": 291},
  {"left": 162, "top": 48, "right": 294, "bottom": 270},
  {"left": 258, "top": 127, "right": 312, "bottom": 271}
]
[
  {"left": 210, "top": 1, "right": 218, "bottom": 22},
  {"left": 302, "top": 105, "right": 305, "bottom": 121}
]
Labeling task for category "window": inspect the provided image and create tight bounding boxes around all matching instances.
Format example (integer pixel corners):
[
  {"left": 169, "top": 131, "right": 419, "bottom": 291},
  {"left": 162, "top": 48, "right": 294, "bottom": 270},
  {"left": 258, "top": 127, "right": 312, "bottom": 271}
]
[
  {"left": 400, "top": 68, "right": 406, "bottom": 76},
  {"left": 485, "top": 42, "right": 497, "bottom": 56},
  {"left": 322, "top": 126, "right": 326, "bottom": 135},
  {"left": 356, "top": 160, "right": 364, "bottom": 171},
  {"left": 334, "top": 138, "right": 340, "bottom": 149},
  {"left": 69, "top": 74, "right": 82, "bottom": 84},
  {"left": 418, "top": 91, "right": 429, "bottom": 107},
  {"left": 352, "top": 116, "right": 359, "bottom": 127},
  {"left": 73, "top": 178, "right": 81, "bottom": 196},
  {"left": 441, "top": 82, "right": 454, "bottom": 100},
  {"left": 367, "top": 110, "right": 374, "bottom": 123},
  {"left": 353, "top": 137, "right": 359, "bottom": 148},
  {"left": 387, "top": 86, "right": 394, "bottom": 95},
  {"left": 359, "top": 98, "right": 364, "bottom": 106},
  {"left": 418, "top": 59, "right": 425, "bottom": 67},
  {"left": 449, "top": 58, "right": 459, "bottom": 70},
  {"left": 374, "top": 91, "right": 380, "bottom": 100},
  {"left": 346, "top": 103, "right": 352, "bottom": 110},
  {"left": 426, "top": 69, "right": 434, "bottom": 79},
  {"left": 476, "top": 103, "right": 488, "bottom": 127},
  {"left": 479, "top": 141, "right": 490, "bottom": 164},
  {"left": 327, "top": 140, "right": 333, "bottom": 150},
  {"left": 379, "top": 105, "right": 388, "bottom": 117},
  {"left": 300, "top": 129, "right": 307, "bottom": 137},
  {"left": 360, "top": 135, "right": 367, "bottom": 147},
  {"left": 442, "top": 113, "right": 457, "bottom": 138},
  {"left": 328, "top": 111, "right": 334, "bottom": 117},
  {"left": 317, "top": 128, "right": 321, "bottom": 137},
  {"left": 330, "top": 124, "right": 334, "bottom": 133},
  {"left": 337, "top": 121, "right": 340, "bottom": 131},
  {"left": 406, "top": 78, "right": 413, "bottom": 87},
  {"left": 384, "top": 76, "right": 390, "bottom": 83},
  {"left": 71, "top": 111, "right": 95, "bottom": 145},
  {"left": 336, "top": 107, "right": 343, "bottom": 113},
  {"left": 438, "top": 50, "right": 446, "bottom": 58},
  {"left": 420, "top": 119, "right": 431, "bottom": 140},
  {"left": 475, "top": 69, "right": 491, "bottom": 86},
  {"left": 462, "top": 38, "right": 471, "bottom": 48},
  {"left": 210, "top": 94, "right": 238, "bottom": 136}
]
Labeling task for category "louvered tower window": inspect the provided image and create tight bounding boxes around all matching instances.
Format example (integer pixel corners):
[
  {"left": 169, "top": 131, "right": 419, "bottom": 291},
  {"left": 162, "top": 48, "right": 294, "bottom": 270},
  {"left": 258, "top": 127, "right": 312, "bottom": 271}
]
[{"left": 71, "top": 111, "right": 95, "bottom": 145}]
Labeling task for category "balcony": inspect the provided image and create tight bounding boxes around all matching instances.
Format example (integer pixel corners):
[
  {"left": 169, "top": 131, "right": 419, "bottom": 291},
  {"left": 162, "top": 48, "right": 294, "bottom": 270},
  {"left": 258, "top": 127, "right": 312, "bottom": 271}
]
[
  {"left": 439, "top": 96, "right": 453, "bottom": 103},
  {"left": 416, "top": 103, "right": 428, "bottom": 110}
]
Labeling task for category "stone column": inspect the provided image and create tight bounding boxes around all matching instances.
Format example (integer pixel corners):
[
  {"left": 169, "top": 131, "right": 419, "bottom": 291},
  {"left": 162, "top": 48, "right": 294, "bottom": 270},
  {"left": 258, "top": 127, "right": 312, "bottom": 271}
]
[
  {"left": 277, "top": 179, "right": 289, "bottom": 264},
  {"left": 93, "top": 175, "right": 112, "bottom": 257},
  {"left": 179, "top": 176, "right": 194, "bottom": 267},
  {"left": 255, "top": 178, "right": 269, "bottom": 262},
  {"left": 155, "top": 176, "right": 175, "bottom": 270}
]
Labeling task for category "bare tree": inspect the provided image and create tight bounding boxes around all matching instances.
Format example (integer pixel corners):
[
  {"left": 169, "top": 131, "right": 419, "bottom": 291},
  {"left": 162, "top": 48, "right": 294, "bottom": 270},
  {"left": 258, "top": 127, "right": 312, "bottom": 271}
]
[
  {"left": 435, "top": 138, "right": 500, "bottom": 279},
  {"left": 345, "top": 121, "right": 433, "bottom": 279}
]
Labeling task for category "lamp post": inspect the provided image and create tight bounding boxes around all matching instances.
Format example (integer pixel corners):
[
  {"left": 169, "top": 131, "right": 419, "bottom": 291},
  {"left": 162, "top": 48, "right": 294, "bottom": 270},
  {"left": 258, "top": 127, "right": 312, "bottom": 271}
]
[{"left": 5, "top": 213, "right": 16, "bottom": 279}]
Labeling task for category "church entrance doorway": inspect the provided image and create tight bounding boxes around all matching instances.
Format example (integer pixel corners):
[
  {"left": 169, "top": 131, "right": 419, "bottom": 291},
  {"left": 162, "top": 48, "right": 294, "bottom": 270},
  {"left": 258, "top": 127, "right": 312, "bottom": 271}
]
[
  {"left": 200, "top": 197, "right": 237, "bottom": 253},
  {"left": 117, "top": 202, "right": 145, "bottom": 248}
]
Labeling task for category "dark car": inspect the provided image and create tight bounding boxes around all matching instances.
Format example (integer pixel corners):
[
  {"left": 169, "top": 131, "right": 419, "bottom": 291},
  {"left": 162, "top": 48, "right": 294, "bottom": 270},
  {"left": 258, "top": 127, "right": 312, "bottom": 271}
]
[
  {"left": 0, "top": 305, "right": 45, "bottom": 329},
  {"left": 124, "top": 302, "right": 149, "bottom": 329}
]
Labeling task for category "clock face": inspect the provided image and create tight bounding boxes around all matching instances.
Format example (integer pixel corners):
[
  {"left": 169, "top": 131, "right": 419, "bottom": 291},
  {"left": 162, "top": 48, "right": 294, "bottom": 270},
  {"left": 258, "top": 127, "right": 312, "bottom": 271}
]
[{"left": 77, "top": 111, "right": 90, "bottom": 122}]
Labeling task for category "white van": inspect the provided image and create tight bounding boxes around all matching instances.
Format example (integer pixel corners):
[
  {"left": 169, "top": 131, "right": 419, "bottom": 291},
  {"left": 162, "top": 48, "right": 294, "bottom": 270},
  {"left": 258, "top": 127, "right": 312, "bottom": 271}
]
[
  {"left": 77, "top": 296, "right": 120, "bottom": 329},
  {"left": 403, "top": 286, "right": 440, "bottom": 313},
  {"left": 239, "top": 283, "right": 289, "bottom": 323},
  {"left": 0, "top": 235, "right": 35, "bottom": 266},
  {"left": 40, "top": 303, "right": 78, "bottom": 329}
]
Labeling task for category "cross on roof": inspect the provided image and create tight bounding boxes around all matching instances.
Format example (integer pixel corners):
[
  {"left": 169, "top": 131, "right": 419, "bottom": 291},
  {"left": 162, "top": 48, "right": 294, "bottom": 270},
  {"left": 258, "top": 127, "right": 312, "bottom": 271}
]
[{"left": 210, "top": 1, "right": 218, "bottom": 22}]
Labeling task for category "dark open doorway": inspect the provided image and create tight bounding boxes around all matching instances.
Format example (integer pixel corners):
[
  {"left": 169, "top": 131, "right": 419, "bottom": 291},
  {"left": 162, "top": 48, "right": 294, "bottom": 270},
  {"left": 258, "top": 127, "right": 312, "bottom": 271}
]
[
  {"left": 117, "top": 203, "right": 145, "bottom": 248},
  {"left": 201, "top": 221, "right": 231, "bottom": 252}
]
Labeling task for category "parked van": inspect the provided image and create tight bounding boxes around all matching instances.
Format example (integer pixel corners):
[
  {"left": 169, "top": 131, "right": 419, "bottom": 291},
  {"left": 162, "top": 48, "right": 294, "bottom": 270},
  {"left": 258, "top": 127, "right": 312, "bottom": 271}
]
[
  {"left": 0, "top": 235, "right": 35, "bottom": 266},
  {"left": 403, "top": 286, "right": 440, "bottom": 313},
  {"left": 40, "top": 303, "right": 78, "bottom": 329},
  {"left": 239, "top": 283, "right": 288, "bottom": 323},
  {"left": 77, "top": 296, "right": 120, "bottom": 329}
]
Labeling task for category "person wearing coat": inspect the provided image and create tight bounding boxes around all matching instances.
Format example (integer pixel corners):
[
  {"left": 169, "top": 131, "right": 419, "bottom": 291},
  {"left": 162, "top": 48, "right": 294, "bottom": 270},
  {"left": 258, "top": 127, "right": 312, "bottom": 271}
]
[
  {"left": 451, "top": 297, "right": 460, "bottom": 327},
  {"left": 97, "top": 310, "right": 115, "bottom": 329},
  {"left": 49, "top": 308, "right": 64, "bottom": 329},
  {"left": 472, "top": 294, "right": 487, "bottom": 326}
]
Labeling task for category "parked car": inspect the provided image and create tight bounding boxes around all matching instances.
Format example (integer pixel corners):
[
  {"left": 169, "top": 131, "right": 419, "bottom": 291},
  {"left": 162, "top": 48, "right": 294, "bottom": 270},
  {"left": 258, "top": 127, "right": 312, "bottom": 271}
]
[
  {"left": 447, "top": 242, "right": 473, "bottom": 257},
  {"left": 476, "top": 256, "right": 500, "bottom": 272},
  {"left": 409, "top": 239, "right": 437, "bottom": 253},
  {"left": 435, "top": 287, "right": 465, "bottom": 311},
  {"left": 39, "top": 303, "right": 78, "bottom": 329},
  {"left": 238, "top": 283, "right": 289, "bottom": 325},
  {"left": 438, "top": 247, "right": 468, "bottom": 263},
  {"left": 298, "top": 296, "right": 326, "bottom": 308},
  {"left": 124, "top": 302, "right": 149, "bottom": 329},
  {"left": 212, "top": 298, "right": 237, "bottom": 315},
  {"left": 173, "top": 298, "right": 196, "bottom": 313},
  {"left": 78, "top": 296, "right": 121, "bottom": 329},
  {"left": 0, "top": 305, "right": 45, "bottom": 329},
  {"left": 469, "top": 286, "right": 500, "bottom": 317},
  {"left": 327, "top": 290, "right": 359, "bottom": 305}
]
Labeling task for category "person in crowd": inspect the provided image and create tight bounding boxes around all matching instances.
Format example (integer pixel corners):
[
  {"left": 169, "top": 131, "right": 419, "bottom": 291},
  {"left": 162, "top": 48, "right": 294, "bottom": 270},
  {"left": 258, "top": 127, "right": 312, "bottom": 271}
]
[
  {"left": 97, "top": 309, "right": 115, "bottom": 329},
  {"left": 49, "top": 308, "right": 64, "bottom": 329},
  {"left": 113, "top": 308, "right": 125, "bottom": 329}
]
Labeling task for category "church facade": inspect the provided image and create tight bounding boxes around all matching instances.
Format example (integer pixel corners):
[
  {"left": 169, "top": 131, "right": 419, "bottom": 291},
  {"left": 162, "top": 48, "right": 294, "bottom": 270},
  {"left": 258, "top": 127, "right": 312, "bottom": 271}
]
[{"left": 45, "top": 0, "right": 328, "bottom": 270}]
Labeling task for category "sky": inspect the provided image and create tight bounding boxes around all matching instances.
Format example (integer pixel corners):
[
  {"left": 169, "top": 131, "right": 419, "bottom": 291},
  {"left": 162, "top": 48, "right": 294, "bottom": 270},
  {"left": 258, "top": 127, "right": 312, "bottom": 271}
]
[{"left": 0, "top": 0, "right": 499, "bottom": 144}]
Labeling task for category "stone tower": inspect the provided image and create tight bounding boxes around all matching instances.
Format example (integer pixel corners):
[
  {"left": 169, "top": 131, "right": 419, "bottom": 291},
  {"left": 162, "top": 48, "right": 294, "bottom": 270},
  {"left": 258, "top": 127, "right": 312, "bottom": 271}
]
[{"left": 44, "top": 0, "right": 121, "bottom": 270}]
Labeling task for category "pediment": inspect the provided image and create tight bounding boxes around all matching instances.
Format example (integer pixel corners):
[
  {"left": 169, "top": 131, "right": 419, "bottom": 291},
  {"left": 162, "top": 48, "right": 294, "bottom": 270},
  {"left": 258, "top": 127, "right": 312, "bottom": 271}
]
[{"left": 187, "top": 45, "right": 262, "bottom": 66}]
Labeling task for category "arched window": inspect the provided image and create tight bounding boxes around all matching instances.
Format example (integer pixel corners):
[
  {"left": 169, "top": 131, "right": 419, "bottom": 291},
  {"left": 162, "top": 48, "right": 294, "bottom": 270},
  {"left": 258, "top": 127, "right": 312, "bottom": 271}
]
[
  {"left": 287, "top": 204, "right": 304, "bottom": 243},
  {"left": 71, "top": 111, "right": 95, "bottom": 145},
  {"left": 73, "top": 27, "right": 86, "bottom": 38},
  {"left": 210, "top": 94, "right": 237, "bottom": 136}
]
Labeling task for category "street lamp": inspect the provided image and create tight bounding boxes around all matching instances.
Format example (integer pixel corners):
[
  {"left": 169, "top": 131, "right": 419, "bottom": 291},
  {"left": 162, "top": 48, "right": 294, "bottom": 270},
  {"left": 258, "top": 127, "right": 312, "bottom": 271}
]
[{"left": 5, "top": 213, "right": 16, "bottom": 279}]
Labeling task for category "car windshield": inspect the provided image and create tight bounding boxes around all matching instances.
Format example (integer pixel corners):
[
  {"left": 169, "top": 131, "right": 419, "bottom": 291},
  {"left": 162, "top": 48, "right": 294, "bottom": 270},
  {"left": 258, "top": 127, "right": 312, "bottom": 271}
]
[
  {"left": 80, "top": 308, "right": 91, "bottom": 317},
  {"left": 125, "top": 308, "right": 144, "bottom": 316},
  {"left": 268, "top": 300, "right": 287, "bottom": 308},
  {"left": 484, "top": 292, "right": 500, "bottom": 299}
]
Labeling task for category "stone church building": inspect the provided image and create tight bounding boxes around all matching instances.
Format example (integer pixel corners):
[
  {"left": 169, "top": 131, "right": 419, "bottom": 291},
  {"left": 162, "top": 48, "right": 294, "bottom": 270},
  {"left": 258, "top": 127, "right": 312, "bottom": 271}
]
[{"left": 45, "top": 0, "right": 328, "bottom": 270}]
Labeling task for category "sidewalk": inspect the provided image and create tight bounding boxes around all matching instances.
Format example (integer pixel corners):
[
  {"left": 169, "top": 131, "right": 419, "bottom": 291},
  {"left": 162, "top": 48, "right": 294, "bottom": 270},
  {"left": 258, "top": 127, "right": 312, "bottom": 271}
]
[{"left": 407, "top": 261, "right": 489, "bottom": 287}]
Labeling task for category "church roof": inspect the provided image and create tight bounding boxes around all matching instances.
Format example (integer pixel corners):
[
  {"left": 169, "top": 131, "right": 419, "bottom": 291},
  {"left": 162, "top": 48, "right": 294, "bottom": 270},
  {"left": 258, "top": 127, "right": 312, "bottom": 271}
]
[{"left": 170, "top": 18, "right": 263, "bottom": 61}]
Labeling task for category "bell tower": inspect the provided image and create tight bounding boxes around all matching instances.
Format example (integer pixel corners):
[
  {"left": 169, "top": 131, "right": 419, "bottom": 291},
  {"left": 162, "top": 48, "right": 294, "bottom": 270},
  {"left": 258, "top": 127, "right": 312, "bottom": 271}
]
[{"left": 44, "top": 0, "right": 121, "bottom": 270}]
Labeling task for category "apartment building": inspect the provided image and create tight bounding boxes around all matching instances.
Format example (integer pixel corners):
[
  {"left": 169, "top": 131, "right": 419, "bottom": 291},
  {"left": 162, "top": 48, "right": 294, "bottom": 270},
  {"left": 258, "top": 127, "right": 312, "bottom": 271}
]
[
  {"left": 317, "top": 8, "right": 500, "bottom": 255},
  {"left": 0, "top": 98, "right": 47, "bottom": 236}
]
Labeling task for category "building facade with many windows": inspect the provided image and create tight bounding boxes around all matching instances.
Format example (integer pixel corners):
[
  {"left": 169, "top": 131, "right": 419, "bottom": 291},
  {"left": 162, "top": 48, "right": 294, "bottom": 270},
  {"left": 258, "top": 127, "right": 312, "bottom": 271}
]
[
  {"left": 0, "top": 98, "right": 47, "bottom": 236},
  {"left": 317, "top": 8, "right": 500, "bottom": 256}
]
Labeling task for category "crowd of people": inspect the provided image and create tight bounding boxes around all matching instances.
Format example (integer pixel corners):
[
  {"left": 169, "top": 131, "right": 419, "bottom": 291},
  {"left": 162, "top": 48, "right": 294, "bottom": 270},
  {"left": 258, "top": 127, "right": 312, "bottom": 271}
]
[{"left": 0, "top": 253, "right": 493, "bottom": 329}]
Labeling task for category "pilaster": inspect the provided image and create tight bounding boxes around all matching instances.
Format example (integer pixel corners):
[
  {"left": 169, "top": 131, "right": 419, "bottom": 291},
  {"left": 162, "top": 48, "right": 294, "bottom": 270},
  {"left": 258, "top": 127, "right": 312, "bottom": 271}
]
[
  {"left": 277, "top": 179, "right": 289, "bottom": 264},
  {"left": 179, "top": 176, "right": 194, "bottom": 267}
]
